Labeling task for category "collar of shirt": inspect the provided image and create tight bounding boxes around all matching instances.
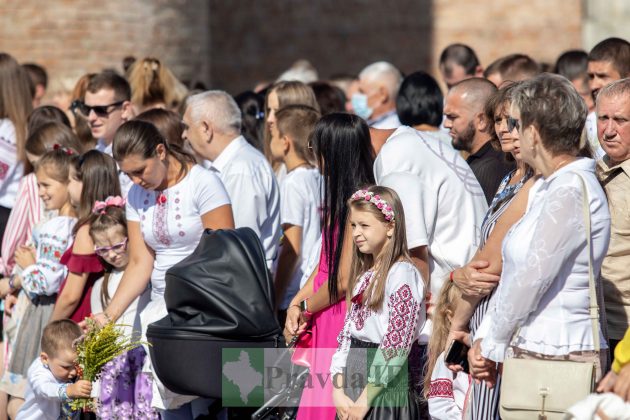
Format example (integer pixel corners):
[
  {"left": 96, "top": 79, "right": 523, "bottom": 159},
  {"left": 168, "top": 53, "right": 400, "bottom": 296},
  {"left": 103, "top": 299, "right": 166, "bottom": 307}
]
[
  {"left": 95, "top": 138, "right": 113, "bottom": 156},
  {"left": 368, "top": 109, "right": 397, "bottom": 126},
  {"left": 597, "top": 155, "right": 630, "bottom": 178},
  {"left": 544, "top": 157, "right": 595, "bottom": 185},
  {"left": 466, "top": 140, "right": 495, "bottom": 162},
  {"left": 207, "top": 135, "right": 248, "bottom": 174}
]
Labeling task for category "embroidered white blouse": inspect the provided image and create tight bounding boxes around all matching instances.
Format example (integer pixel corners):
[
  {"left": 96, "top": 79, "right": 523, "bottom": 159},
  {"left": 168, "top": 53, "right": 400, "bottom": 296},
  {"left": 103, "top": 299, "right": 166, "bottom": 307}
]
[
  {"left": 427, "top": 352, "right": 471, "bottom": 420},
  {"left": 477, "top": 158, "right": 611, "bottom": 361},
  {"left": 330, "top": 261, "right": 425, "bottom": 385},
  {"left": 21, "top": 216, "right": 76, "bottom": 298},
  {"left": 15, "top": 358, "right": 69, "bottom": 420}
]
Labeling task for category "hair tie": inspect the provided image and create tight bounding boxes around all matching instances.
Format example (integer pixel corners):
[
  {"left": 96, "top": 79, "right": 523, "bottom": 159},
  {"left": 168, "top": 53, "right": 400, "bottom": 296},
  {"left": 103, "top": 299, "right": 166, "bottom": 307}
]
[
  {"left": 350, "top": 189, "right": 395, "bottom": 221},
  {"left": 92, "top": 196, "right": 126, "bottom": 215},
  {"left": 52, "top": 144, "right": 75, "bottom": 155}
]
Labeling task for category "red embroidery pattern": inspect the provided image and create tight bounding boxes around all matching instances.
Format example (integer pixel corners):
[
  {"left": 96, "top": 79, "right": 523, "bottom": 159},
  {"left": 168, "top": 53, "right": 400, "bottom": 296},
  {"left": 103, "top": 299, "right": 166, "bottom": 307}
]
[
  {"left": 380, "top": 284, "right": 419, "bottom": 360},
  {"left": 153, "top": 191, "right": 172, "bottom": 245},
  {"left": 428, "top": 378, "right": 454, "bottom": 399}
]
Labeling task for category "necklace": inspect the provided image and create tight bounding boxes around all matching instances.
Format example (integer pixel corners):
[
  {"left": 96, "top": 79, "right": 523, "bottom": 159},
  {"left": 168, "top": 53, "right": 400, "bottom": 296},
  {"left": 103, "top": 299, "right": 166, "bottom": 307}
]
[
  {"left": 552, "top": 157, "right": 576, "bottom": 173},
  {"left": 287, "top": 161, "right": 311, "bottom": 173}
]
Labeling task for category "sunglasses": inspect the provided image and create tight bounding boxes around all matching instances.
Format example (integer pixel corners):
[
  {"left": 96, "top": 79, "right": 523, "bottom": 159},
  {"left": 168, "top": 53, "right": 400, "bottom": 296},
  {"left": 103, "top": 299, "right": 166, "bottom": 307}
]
[
  {"left": 72, "top": 100, "right": 125, "bottom": 118},
  {"left": 507, "top": 116, "right": 520, "bottom": 133},
  {"left": 94, "top": 238, "right": 128, "bottom": 256}
]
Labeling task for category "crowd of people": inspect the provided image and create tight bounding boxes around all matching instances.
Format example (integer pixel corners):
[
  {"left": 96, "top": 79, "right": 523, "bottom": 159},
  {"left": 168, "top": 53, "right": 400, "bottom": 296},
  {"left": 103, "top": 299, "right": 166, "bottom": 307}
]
[{"left": 0, "top": 35, "right": 629, "bottom": 420}]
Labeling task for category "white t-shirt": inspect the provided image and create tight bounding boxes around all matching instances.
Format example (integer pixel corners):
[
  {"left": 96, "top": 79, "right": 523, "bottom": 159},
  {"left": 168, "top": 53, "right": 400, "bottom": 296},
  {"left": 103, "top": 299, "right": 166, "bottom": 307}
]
[
  {"left": 206, "top": 136, "right": 281, "bottom": 266},
  {"left": 126, "top": 164, "right": 231, "bottom": 299},
  {"left": 585, "top": 111, "right": 605, "bottom": 160},
  {"left": 0, "top": 119, "right": 23, "bottom": 209},
  {"left": 91, "top": 269, "right": 151, "bottom": 339},
  {"left": 278, "top": 166, "right": 322, "bottom": 309},
  {"left": 373, "top": 126, "right": 487, "bottom": 311}
]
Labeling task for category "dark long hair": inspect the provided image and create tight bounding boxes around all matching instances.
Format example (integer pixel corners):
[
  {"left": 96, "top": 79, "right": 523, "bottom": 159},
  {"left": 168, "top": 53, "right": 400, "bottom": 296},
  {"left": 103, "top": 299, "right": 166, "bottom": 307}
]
[
  {"left": 310, "top": 113, "right": 375, "bottom": 303},
  {"left": 72, "top": 150, "right": 121, "bottom": 234}
]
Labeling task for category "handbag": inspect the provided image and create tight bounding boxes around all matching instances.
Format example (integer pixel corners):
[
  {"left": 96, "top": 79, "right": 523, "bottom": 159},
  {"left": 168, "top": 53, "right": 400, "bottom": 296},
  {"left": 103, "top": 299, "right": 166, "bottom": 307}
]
[
  {"left": 499, "top": 174, "right": 601, "bottom": 420},
  {"left": 290, "top": 330, "right": 312, "bottom": 368}
]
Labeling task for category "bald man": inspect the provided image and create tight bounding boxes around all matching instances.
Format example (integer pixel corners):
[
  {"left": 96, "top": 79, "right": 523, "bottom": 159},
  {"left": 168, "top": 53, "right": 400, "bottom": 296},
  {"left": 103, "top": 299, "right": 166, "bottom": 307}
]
[{"left": 444, "top": 78, "right": 515, "bottom": 203}]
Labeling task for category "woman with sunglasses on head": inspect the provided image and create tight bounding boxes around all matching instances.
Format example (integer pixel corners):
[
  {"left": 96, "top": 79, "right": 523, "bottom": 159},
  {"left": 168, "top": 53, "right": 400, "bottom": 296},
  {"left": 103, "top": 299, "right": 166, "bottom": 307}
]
[
  {"left": 50, "top": 150, "right": 122, "bottom": 323},
  {"left": 442, "top": 82, "right": 538, "bottom": 419},
  {"left": 90, "top": 120, "right": 233, "bottom": 418}
]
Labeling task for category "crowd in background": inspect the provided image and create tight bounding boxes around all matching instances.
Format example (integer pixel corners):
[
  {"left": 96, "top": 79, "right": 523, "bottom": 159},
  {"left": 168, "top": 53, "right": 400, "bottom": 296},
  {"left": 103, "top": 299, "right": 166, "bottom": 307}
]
[{"left": 0, "top": 35, "right": 629, "bottom": 419}]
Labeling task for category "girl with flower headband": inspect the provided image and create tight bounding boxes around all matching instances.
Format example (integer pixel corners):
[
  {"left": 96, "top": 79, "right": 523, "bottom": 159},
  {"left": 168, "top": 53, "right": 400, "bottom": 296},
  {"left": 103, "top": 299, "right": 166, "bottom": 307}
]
[
  {"left": 0, "top": 148, "right": 78, "bottom": 414},
  {"left": 87, "top": 196, "right": 156, "bottom": 419},
  {"left": 331, "top": 185, "right": 425, "bottom": 420}
]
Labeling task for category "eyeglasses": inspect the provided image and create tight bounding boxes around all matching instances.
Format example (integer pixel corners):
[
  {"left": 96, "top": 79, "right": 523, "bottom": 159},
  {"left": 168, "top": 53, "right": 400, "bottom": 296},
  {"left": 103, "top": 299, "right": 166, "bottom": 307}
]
[
  {"left": 506, "top": 116, "right": 521, "bottom": 133},
  {"left": 94, "top": 238, "right": 128, "bottom": 256},
  {"left": 72, "top": 100, "right": 125, "bottom": 118}
]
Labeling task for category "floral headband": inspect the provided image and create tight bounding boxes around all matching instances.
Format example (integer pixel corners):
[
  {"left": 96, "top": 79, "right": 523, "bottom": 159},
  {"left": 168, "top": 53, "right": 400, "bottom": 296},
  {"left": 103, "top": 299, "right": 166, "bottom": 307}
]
[
  {"left": 92, "top": 196, "right": 126, "bottom": 215},
  {"left": 350, "top": 189, "right": 395, "bottom": 221}
]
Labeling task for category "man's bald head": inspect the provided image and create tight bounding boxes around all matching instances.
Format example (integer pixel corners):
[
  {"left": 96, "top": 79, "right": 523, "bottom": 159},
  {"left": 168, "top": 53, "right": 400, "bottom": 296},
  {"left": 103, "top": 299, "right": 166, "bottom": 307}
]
[{"left": 449, "top": 77, "right": 497, "bottom": 113}]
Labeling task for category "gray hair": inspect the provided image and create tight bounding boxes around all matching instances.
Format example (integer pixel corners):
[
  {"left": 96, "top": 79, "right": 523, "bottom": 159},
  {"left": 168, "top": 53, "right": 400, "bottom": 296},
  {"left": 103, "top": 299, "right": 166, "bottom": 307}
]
[
  {"left": 511, "top": 73, "right": 587, "bottom": 156},
  {"left": 359, "top": 61, "right": 403, "bottom": 99},
  {"left": 597, "top": 78, "right": 630, "bottom": 107},
  {"left": 185, "top": 90, "right": 242, "bottom": 134}
]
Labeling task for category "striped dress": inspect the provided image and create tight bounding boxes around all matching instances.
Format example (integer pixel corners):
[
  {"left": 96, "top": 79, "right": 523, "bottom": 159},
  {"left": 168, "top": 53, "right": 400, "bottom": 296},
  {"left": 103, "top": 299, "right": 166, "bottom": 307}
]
[{"left": 469, "top": 168, "right": 532, "bottom": 420}]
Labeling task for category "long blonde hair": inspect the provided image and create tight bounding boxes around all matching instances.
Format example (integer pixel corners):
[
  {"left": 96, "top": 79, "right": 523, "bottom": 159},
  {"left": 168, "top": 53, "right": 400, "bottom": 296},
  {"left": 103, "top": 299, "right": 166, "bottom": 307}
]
[
  {"left": 346, "top": 185, "right": 410, "bottom": 311},
  {"left": 0, "top": 53, "right": 34, "bottom": 168},
  {"left": 423, "top": 280, "right": 463, "bottom": 397}
]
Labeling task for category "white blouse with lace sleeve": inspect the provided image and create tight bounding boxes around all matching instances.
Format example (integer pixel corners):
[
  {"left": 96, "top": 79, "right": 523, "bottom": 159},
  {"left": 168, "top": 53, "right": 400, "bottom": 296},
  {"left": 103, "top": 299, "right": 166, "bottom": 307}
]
[{"left": 477, "top": 159, "right": 610, "bottom": 362}]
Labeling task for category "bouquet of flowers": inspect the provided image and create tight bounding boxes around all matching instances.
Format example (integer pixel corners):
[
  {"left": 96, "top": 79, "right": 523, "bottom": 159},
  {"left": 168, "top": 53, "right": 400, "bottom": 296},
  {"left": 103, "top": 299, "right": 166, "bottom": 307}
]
[{"left": 70, "top": 318, "right": 145, "bottom": 411}]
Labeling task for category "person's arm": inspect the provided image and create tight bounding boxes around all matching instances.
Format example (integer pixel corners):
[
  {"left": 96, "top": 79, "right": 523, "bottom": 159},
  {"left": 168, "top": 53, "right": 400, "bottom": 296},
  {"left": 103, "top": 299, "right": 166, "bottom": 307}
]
[
  {"left": 427, "top": 354, "right": 464, "bottom": 420},
  {"left": 1, "top": 175, "right": 36, "bottom": 276},
  {"left": 102, "top": 221, "right": 155, "bottom": 321},
  {"left": 200, "top": 204, "right": 234, "bottom": 230},
  {"left": 480, "top": 184, "right": 585, "bottom": 363},
  {"left": 285, "top": 263, "right": 318, "bottom": 340},
  {"left": 51, "top": 225, "right": 95, "bottom": 321},
  {"left": 301, "top": 223, "right": 353, "bottom": 314},
  {"left": 273, "top": 224, "right": 302, "bottom": 309},
  {"left": 409, "top": 245, "right": 429, "bottom": 287}
]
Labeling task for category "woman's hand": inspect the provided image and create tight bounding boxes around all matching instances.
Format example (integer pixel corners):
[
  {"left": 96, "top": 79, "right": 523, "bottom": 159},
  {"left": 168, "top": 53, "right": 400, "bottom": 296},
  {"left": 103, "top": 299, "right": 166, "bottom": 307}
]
[
  {"left": 332, "top": 387, "right": 353, "bottom": 420},
  {"left": 0, "top": 278, "right": 11, "bottom": 299},
  {"left": 598, "top": 363, "right": 630, "bottom": 401},
  {"left": 347, "top": 389, "right": 370, "bottom": 420},
  {"left": 4, "top": 293, "right": 18, "bottom": 316},
  {"left": 285, "top": 305, "right": 302, "bottom": 337},
  {"left": 445, "top": 329, "right": 471, "bottom": 373},
  {"left": 14, "top": 246, "right": 36, "bottom": 269},
  {"left": 451, "top": 261, "right": 500, "bottom": 297},
  {"left": 79, "top": 312, "right": 109, "bottom": 332},
  {"left": 468, "top": 339, "right": 498, "bottom": 388}
]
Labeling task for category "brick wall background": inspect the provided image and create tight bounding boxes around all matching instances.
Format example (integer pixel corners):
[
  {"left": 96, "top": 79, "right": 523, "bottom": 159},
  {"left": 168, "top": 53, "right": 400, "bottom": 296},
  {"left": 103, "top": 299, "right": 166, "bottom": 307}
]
[{"left": 0, "top": 0, "right": 626, "bottom": 97}]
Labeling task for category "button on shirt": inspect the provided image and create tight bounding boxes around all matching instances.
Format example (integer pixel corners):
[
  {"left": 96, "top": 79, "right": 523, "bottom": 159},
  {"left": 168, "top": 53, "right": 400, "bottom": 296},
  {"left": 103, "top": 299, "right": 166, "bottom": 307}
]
[
  {"left": 597, "top": 156, "right": 630, "bottom": 340},
  {"left": 466, "top": 141, "right": 515, "bottom": 205},
  {"left": 207, "top": 135, "right": 281, "bottom": 266}
]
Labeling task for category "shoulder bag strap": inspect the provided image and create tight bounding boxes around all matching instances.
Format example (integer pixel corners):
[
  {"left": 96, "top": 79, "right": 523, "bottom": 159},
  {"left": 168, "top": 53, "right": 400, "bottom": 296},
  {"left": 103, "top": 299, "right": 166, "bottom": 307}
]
[{"left": 577, "top": 173, "right": 600, "bottom": 353}]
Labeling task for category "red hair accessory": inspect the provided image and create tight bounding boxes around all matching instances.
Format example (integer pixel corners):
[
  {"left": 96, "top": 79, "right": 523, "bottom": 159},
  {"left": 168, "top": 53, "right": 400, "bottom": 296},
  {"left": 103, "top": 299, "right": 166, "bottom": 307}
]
[
  {"left": 92, "top": 196, "right": 126, "bottom": 215},
  {"left": 52, "top": 144, "right": 75, "bottom": 155},
  {"left": 156, "top": 192, "right": 167, "bottom": 205}
]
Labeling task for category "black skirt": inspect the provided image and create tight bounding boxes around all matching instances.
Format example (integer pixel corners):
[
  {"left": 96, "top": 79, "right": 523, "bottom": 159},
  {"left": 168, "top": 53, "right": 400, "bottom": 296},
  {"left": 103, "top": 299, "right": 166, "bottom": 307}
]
[{"left": 335, "top": 337, "right": 424, "bottom": 420}]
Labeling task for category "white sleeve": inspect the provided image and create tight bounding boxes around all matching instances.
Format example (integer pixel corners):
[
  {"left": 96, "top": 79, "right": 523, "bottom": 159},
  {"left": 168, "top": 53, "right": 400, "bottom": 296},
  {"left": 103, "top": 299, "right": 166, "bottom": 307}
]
[
  {"left": 29, "top": 363, "right": 66, "bottom": 401},
  {"left": 125, "top": 185, "right": 141, "bottom": 222},
  {"left": 0, "top": 128, "right": 18, "bottom": 192},
  {"left": 195, "top": 168, "right": 231, "bottom": 216},
  {"left": 280, "top": 177, "right": 305, "bottom": 227},
  {"left": 481, "top": 184, "right": 586, "bottom": 362},
  {"left": 368, "top": 265, "right": 423, "bottom": 386},
  {"left": 377, "top": 171, "right": 429, "bottom": 249},
  {"left": 330, "top": 306, "right": 354, "bottom": 377},
  {"left": 427, "top": 353, "right": 464, "bottom": 420},
  {"left": 21, "top": 219, "right": 73, "bottom": 296}
]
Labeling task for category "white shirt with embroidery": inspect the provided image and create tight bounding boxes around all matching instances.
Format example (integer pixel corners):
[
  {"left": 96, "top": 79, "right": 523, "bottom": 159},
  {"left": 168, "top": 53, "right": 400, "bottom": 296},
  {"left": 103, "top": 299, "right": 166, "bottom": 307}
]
[
  {"left": 15, "top": 358, "right": 70, "bottom": 420},
  {"left": 0, "top": 118, "right": 23, "bottom": 209},
  {"left": 427, "top": 352, "right": 471, "bottom": 419},
  {"left": 21, "top": 216, "right": 76, "bottom": 298},
  {"left": 330, "top": 261, "right": 425, "bottom": 385}
]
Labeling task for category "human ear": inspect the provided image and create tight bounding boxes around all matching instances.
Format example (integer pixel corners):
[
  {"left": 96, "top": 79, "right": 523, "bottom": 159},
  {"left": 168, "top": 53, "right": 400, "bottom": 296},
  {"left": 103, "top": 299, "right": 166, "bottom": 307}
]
[
  {"left": 40, "top": 352, "right": 50, "bottom": 366},
  {"left": 155, "top": 143, "right": 167, "bottom": 160},
  {"left": 475, "top": 112, "right": 490, "bottom": 133},
  {"left": 386, "top": 222, "right": 394, "bottom": 238},
  {"left": 203, "top": 121, "right": 213, "bottom": 143},
  {"left": 281, "top": 135, "right": 291, "bottom": 154}
]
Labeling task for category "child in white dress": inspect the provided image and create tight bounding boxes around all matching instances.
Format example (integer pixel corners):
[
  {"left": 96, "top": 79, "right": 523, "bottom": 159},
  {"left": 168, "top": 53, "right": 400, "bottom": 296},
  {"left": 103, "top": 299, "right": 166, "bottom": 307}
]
[
  {"left": 425, "top": 280, "right": 471, "bottom": 419},
  {"left": 269, "top": 104, "right": 322, "bottom": 321},
  {"left": 16, "top": 320, "right": 91, "bottom": 420},
  {"left": 330, "top": 186, "right": 425, "bottom": 419}
]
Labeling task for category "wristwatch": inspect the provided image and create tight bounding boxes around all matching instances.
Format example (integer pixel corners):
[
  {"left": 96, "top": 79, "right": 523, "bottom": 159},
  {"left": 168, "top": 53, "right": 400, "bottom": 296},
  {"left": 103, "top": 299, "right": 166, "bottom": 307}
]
[{"left": 300, "top": 299, "right": 313, "bottom": 319}]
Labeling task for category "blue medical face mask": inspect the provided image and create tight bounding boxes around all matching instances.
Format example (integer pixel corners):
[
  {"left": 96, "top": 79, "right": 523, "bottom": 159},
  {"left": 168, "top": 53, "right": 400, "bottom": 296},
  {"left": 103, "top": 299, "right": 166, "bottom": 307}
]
[{"left": 351, "top": 93, "right": 373, "bottom": 120}]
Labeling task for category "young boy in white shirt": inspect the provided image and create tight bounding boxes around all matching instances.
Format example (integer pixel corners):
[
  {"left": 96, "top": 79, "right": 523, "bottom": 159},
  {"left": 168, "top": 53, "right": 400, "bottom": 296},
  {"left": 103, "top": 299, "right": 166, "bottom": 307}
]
[
  {"left": 270, "top": 104, "right": 323, "bottom": 325},
  {"left": 16, "top": 320, "right": 92, "bottom": 420}
]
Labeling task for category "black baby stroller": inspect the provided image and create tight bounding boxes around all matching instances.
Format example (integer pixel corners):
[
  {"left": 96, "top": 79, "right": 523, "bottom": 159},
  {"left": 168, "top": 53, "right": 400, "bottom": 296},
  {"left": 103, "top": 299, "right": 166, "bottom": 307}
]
[{"left": 146, "top": 227, "right": 284, "bottom": 400}]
